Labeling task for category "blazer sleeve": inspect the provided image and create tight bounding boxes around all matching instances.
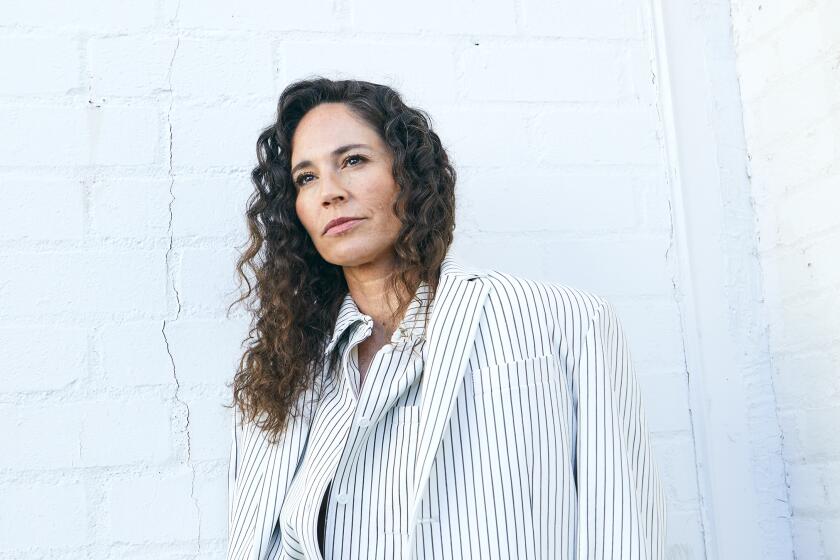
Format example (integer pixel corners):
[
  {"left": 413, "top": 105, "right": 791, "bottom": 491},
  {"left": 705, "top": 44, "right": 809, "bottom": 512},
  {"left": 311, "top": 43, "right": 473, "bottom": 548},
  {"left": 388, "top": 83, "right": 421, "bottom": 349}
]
[
  {"left": 574, "top": 299, "right": 667, "bottom": 559},
  {"left": 227, "top": 405, "right": 243, "bottom": 536}
]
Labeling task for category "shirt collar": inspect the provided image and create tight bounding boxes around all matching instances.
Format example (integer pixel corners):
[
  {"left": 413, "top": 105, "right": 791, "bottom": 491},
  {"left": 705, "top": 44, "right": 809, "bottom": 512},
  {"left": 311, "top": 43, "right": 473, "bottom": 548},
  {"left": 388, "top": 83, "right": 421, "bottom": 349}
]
[{"left": 324, "top": 279, "right": 432, "bottom": 356}]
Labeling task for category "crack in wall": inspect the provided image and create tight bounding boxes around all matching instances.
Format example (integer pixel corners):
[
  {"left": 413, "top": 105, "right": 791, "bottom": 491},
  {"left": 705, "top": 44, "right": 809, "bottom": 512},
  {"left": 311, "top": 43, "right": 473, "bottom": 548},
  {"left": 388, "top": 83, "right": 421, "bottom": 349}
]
[
  {"left": 730, "top": 7, "right": 798, "bottom": 557},
  {"left": 665, "top": 197, "right": 710, "bottom": 559},
  {"left": 741, "top": 111, "right": 799, "bottom": 560},
  {"left": 161, "top": 4, "right": 201, "bottom": 549}
]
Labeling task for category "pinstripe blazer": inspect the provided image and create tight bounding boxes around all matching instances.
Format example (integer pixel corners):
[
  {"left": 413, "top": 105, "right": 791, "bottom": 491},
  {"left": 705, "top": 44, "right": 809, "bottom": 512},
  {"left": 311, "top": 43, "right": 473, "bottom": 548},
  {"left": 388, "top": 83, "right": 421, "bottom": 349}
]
[{"left": 226, "top": 254, "right": 666, "bottom": 559}]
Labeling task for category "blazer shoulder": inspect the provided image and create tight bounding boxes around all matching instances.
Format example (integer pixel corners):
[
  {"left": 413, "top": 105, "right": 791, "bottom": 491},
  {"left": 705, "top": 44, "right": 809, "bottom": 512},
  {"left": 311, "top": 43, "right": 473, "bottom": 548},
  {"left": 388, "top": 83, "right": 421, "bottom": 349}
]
[{"left": 483, "top": 268, "right": 608, "bottom": 312}]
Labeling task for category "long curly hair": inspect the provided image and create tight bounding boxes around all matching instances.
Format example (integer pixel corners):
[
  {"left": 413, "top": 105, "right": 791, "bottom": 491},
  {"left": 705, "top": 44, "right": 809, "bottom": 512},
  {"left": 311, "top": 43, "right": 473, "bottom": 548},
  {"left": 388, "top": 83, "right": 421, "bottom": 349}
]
[{"left": 227, "top": 77, "right": 458, "bottom": 442}]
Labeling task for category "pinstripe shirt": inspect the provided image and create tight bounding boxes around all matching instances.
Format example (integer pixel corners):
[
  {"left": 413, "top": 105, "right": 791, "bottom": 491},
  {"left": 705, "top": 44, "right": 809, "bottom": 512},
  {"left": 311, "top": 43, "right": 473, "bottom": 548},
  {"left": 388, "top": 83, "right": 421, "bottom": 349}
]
[
  {"left": 226, "top": 258, "right": 666, "bottom": 560},
  {"left": 275, "top": 281, "right": 433, "bottom": 559}
]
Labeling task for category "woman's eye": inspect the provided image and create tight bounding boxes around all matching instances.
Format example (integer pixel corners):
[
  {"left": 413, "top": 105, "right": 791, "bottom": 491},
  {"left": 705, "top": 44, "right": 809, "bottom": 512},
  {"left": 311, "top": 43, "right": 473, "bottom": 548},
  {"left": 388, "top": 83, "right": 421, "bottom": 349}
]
[
  {"left": 294, "top": 155, "right": 364, "bottom": 187},
  {"left": 294, "top": 173, "right": 313, "bottom": 187}
]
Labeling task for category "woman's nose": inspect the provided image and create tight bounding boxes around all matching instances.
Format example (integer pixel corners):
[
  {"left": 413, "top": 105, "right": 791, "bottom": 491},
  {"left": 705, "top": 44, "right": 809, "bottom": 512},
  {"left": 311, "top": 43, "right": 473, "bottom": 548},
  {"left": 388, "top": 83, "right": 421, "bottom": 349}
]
[{"left": 320, "top": 171, "right": 348, "bottom": 205}]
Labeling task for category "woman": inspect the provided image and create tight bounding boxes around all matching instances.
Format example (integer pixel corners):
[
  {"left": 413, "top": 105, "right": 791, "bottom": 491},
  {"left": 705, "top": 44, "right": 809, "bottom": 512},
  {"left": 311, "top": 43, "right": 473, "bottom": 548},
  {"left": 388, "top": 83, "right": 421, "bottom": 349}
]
[{"left": 226, "top": 77, "right": 666, "bottom": 560}]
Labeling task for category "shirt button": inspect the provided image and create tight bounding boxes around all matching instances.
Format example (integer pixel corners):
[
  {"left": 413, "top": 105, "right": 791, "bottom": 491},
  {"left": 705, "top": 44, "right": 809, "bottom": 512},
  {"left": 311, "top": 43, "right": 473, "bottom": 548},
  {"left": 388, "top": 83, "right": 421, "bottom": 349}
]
[
  {"left": 357, "top": 417, "right": 372, "bottom": 428},
  {"left": 335, "top": 492, "right": 351, "bottom": 505}
]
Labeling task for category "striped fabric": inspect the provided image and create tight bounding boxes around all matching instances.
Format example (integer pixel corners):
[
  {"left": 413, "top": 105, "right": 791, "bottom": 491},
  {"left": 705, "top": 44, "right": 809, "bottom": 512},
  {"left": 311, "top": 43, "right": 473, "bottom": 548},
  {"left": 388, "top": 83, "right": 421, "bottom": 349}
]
[{"left": 226, "top": 255, "right": 667, "bottom": 560}]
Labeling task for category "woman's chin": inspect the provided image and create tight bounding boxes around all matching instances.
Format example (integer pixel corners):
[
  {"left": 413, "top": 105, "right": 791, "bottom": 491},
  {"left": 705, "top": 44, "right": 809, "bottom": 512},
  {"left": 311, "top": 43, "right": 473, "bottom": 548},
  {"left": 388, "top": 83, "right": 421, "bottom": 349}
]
[{"left": 317, "top": 241, "right": 395, "bottom": 269}]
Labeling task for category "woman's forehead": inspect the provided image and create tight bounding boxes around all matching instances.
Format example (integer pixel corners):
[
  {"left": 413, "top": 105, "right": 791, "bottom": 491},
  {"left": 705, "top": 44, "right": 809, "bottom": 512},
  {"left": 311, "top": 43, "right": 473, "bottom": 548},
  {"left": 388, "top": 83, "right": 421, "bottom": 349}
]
[{"left": 291, "top": 105, "right": 382, "bottom": 164}]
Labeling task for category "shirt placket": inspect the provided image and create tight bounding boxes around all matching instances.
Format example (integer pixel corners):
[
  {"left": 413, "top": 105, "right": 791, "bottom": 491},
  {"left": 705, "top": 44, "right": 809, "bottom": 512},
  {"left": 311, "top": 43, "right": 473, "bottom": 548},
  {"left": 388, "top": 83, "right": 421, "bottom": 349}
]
[
  {"left": 324, "top": 334, "right": 428, "bottom": 558},
  {"left": 320, "top": 287, "right": 430, "bottom": 556},
  {"left": 330, "top": 318, "right": 389, "bottom": 507}
]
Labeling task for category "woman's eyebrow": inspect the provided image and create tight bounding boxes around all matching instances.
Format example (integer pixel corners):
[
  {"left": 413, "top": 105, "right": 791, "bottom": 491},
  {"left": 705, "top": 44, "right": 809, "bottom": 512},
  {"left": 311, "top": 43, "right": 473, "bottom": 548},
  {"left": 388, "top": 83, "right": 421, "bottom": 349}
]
[{"left": 291, "top": 143, "right": 371, "bottom": 175}]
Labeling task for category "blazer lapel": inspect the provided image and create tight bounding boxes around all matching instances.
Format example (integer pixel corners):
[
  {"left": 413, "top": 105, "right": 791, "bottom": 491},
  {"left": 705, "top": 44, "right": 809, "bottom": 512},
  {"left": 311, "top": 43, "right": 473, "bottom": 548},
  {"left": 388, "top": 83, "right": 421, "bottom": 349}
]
[{"left": 403, "top": 255, "right": 492, "bottom": 556}]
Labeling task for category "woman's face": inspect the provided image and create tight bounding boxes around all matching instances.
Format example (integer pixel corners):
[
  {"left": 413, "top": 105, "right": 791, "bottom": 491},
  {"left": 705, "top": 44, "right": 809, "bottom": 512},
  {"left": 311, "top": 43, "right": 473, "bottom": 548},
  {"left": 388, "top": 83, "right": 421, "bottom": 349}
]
[{"left": 291, "top": 102, "right": 402, "bottom": 269}]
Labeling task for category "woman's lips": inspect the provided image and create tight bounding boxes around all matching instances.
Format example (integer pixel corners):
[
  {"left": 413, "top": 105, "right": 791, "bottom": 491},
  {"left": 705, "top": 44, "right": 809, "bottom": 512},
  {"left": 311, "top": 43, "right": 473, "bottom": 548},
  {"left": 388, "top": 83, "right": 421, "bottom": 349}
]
[{"left": 324, "top": 218, "right": 365, "bottom": 236}]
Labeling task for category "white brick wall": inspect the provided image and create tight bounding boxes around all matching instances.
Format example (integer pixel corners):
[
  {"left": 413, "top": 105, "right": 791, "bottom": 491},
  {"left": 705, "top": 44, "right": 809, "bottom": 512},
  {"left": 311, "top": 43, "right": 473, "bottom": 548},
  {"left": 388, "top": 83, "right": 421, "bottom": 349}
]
[
  {"left": 2, "top": 0, "right": 828, "bottom": 558},
  {"left": 731, "top": 0, "right": 840, "bottom": 558}
]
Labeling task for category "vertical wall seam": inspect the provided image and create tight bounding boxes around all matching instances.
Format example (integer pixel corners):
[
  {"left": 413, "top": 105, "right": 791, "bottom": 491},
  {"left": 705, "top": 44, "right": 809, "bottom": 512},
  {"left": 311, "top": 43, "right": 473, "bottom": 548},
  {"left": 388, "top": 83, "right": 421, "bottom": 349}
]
[{"left": 640, "top": 0, "right": 716, "bottom": 557}]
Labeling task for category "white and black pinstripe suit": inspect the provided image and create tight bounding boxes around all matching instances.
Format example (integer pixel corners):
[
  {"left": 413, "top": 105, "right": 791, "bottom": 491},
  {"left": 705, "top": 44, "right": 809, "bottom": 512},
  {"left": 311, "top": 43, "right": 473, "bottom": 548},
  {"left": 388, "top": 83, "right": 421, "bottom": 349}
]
[{"left": 226, "top": 253, "right": 667, "bottom": 559}]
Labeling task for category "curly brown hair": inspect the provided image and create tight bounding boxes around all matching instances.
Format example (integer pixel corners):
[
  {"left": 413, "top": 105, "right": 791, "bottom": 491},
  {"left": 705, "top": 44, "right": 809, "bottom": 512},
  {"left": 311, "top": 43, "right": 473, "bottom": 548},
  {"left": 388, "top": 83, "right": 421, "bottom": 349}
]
[{"left": 227, "top": 77, "right": 458, "bottom": 442}]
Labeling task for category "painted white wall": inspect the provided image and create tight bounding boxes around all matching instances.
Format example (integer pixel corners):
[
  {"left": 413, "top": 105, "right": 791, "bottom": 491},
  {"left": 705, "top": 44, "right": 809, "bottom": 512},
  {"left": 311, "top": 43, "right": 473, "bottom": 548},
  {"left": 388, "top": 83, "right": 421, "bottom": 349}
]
[
  {"left": 0, "top": 0, "right": 832, "bottom": 558},
  {"left": 730, "top": 1, "right": 840, "bottom": 557}
]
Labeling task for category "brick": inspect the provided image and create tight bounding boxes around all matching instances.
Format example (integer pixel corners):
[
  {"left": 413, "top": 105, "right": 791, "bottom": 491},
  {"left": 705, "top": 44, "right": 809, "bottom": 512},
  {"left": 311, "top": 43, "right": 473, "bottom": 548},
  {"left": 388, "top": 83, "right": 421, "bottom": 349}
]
[
  {"left": 281, "top": 42, "right": 458, "bottom": 103},
  {"left": 176, "top": 0, "right": 337, "bottom": 31},
  {"left": 171, "top": 37, "right": 274, "bottom": 98},
  {"left": 0, "top": 104, "right": 160, "bottom": 167},
  {"left": 0, "top": 326, "right": 86, "bottom": 392},
  {"left": 0, "top": 250, "right": 168, "bottom": 318},
  {"left": 542, "top": 236, "right": 673, "bottom": 297},
  {"left": 637, "top": 373, "right": 692, "bottom": 433},
  {"left": 521, "top": 0, "right": 643, "bottom": 38},
  {"left": 824, "top": 462, "right": 840, "bottom": 505},
  {"left": 531, "top": 106, "right": 661, "bottom": 165},
  {"left": 430, "top": 105, "right": 536, "bottom": 168},
  {"left": 80, "top": 397, "right": 173, "bottom": 466},
  {"left": 461, "top": 42, "right": 633, "bottom": 103},
  {"left": 0, "top": 481, "right": 87, "bottom": 549},
  {"left": 613, "top": 299, "right": 686, "bottom": 372},
  {"left": 90, "top": 177, "right": 172, "bottom": 238},
  {"left": 765, "top": 290, "right": 840, "bottom": 352},
  {"left": 633, "top": 174, "right": 672, "bottom": 232},
  {"left": 0, "top": 403, "right": 83, "bottom": 469},
  {"left": 172, "top": 174, "right": 252, "bottom": 238},
  {"left": 650, "top": 433, "right": 699, "bottom": 504},
  {"left": 773, "top": 2, "right": 840, "bottom": 77},
  {"left": 749, "top": 113, "right": 839, "bottom": 189},
  {"left": 625, "top": 42, "right": 659, "bottom": 108},
  {"left": 171, "top": 102, "right": 268, "bottom": 170},
  {"left": 731, "top": 1, "right": 808, "bottom": 47},
  {"left": 453, "top": 235, "right": 552, "bottom": 281},
  {"left": 765, "top": 230, "right": 840, "bottom": 300},
  {"left": 165, "top": 318, "right": 250, "bottom": 386},
  {"left": 456, "top": 168, "right": 641, "bottom": 235},
  {"left": 0, "top": 35, "right": 81, "bottom": 95},
  {"left": 0, "top": 105, "right": 83, "bottom": 166},
  {"left": 777, "top": 406, "right": 840, "bottom": 462},
  {"left": 0, "top": 178, "right": 85, "bottom": 239},
  {"left": 824, "top": 520, "right": 840, "bottom": 558},
  {"left": 742, "top": 59, "right": 840, "bottom": 148},
  {"left": 178, "top": 248, "right": 242, "bottom": 316},
  {"left": 787, "top": 463, "right": 834, "bottom": 514},
  {"left": 733, "top": 40, "right": 782, "bottom": 101},
  {"left": 88, "top": 36, "right": 178, "bottom": 97},
  {"left": 193, "top": 466, "right": 229, "bottom": 541},
  {"left": 183, "top": 395, "right": 232, "bottom": 462},
  {"left": 0, "top": 0, "right": 155, "bottom": 31},
  {"left": 100, "top": 321, "right": 174, "bottom": 387},
  {"left": 104, "top": 471, "right": 199, "bottom": 543},
  {"left": 460, "top": 235, "right": 673, "bottom": 298},
  {"left": 790, "top": 517, "right": 825, "bottom": 559},
  {"left": 773, "top": 349, "right": 840, "bottom": 410},
  {"left": 351, "top": 0, "right": 515, "bottom": 34},
  {"left": 774, "top": 172, "right": 840, "bottom": 243},
  {"left": 663, "top": 508, "right": 706, "bottom": 560}
]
